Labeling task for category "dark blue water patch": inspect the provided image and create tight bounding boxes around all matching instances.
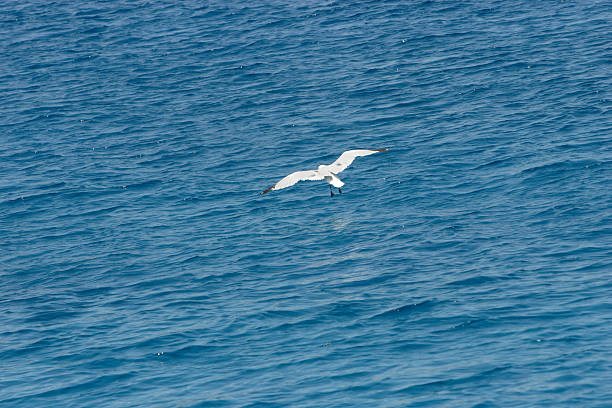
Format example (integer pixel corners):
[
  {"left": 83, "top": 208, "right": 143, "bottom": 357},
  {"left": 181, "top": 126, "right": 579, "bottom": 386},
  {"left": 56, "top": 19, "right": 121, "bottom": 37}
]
[
  {"left": 187, "top": 400, "right": 235, "bottom": 408},
  {"left": 372, "top": 300, "right": 437, "bottom": 319},
  {"left": 393, "top": 364, "right": 513, "bottom": 394}
]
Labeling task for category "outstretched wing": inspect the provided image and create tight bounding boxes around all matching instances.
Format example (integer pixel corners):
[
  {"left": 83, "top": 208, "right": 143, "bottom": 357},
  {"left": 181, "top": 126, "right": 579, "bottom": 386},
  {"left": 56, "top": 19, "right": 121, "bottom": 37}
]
[
  {"left": 329, "top": 148, "right": 388, "bottom": 173},
  {"left": 261, "top": 170, "right": 323, "bottom": 194}
]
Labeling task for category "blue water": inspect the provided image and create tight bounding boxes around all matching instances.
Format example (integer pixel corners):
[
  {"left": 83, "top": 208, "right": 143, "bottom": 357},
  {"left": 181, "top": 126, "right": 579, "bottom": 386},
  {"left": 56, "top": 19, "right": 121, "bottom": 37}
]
[{"left": 1, "top": 0, "right": 611, "bottom": 406}]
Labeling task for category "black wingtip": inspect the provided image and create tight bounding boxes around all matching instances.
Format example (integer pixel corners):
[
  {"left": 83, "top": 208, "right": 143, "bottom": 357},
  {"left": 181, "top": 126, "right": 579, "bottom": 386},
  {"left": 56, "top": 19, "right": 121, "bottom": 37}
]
[
  {"left": 374, "top": 148, "right": 389, "bottom": 152},
  {"left": 261, "top": 186, "right": 274, "bottom": 194}
]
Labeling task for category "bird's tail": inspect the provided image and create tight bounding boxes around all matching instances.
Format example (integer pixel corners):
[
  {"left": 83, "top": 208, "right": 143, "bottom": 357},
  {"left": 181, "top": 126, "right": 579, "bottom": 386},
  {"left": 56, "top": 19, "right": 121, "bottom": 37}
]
[{"left": 325, "top": 174, "right": 344, "bottom": 188}]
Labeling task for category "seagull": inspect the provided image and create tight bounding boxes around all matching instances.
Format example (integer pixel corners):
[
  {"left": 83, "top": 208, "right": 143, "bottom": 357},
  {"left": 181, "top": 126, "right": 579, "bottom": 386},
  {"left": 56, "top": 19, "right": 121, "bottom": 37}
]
[{"left": 261, "top": 148, "right": 389, "bottom": 196}]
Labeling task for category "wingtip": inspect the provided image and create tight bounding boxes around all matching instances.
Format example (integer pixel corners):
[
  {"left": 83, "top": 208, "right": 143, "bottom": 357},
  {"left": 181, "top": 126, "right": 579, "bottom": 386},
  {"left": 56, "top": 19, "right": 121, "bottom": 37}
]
[
  {"left": 261, "top": 186, "right": 274, "bottom": 194},
  {"left": 374, "top": 148, "right": 389, "bottom": 152}
]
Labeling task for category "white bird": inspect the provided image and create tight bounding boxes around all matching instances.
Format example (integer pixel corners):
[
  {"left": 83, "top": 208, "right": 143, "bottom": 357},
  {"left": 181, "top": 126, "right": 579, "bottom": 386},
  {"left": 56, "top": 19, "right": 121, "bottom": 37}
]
[{"left": 262, "top": 148, "right": 388, "bottom": 196}]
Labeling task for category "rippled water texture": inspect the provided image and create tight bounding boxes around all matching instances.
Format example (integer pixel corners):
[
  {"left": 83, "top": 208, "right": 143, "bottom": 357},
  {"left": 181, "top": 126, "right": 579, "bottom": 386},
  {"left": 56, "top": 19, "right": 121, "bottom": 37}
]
[{"left": 1, "top": 0, "right": 611, "bottom": 406}]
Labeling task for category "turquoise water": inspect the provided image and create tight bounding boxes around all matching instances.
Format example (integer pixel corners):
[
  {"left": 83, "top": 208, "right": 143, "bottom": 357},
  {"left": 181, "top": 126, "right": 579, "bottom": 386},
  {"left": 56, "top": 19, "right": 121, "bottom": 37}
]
[{"left": 1, "top": 1, "right": 611, "bottom": 406}]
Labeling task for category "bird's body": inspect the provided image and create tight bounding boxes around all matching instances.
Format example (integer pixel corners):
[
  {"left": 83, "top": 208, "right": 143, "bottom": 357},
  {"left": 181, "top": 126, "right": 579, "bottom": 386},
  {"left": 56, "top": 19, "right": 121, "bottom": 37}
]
[{"left": 261, "top": 148, "right": 388, "bottom": 196}]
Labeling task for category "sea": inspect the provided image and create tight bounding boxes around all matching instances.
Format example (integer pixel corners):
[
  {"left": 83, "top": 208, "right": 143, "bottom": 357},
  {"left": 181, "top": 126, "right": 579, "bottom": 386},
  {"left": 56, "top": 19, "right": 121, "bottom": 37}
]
[{"left": 1, "top": 1, "right": 611, "bottom": 407}]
